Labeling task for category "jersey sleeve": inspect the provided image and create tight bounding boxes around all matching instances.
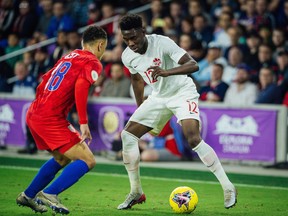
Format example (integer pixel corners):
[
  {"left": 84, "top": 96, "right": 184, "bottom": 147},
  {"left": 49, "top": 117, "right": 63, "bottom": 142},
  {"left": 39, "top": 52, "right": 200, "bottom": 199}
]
[
  {"left": 80, "top": 60, "right": 103, "bottom": 84},
  {"left": 75, "top": 78, "right": 90, "bottom": 124},
  {"left": 160, "top": 36, "right": 187, "bottom": 64}
]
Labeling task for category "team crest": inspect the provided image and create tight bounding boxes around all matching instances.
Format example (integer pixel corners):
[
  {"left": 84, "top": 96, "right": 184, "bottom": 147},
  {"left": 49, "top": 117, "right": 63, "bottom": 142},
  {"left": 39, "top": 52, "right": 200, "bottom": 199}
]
[
  {"left": 91, "top": 70, "right": 98, "bottom": 81},
  {"left": 153, "top": 58, "right": 161, "bottom": 66}
]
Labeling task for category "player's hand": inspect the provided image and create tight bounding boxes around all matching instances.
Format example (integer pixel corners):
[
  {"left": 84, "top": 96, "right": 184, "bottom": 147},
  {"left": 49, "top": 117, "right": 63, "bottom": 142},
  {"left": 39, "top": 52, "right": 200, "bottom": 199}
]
[
  {"left": 148, "top": 66, "right": 169, "bottom": 80},
  {"left": 80, "top": 124, "right": 92, "bottom": 145}
]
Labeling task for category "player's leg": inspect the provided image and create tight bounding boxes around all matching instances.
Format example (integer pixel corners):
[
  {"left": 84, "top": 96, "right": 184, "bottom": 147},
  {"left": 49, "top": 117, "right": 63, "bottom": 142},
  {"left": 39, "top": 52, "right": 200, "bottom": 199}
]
[
  {"left": 37, "top": 142, "right": 95, "bottom": 214},
  {"left": 118, "top": 96, "right": 172, "bottom": 210},
  {"left": 16, "top": 122, "right": 67, "bottom": 213},
  {"left": 181, "top": 119, "right": 237, "bottom": 209},
  {"left": 44, "top": 142, "right": 95, "bottom": 195},
  {"left": 169, "top": 90, "right": 236, "bottom": 209},
  {"left": 117, "top": 121, "right": 150, "bottom": 210}
]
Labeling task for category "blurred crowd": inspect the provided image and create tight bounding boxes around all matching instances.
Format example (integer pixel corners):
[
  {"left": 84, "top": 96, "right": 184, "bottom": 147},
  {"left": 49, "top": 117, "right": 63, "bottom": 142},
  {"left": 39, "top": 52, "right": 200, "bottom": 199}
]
[{"left": 0, "top": 0, "right": 288, "bottom": 156}]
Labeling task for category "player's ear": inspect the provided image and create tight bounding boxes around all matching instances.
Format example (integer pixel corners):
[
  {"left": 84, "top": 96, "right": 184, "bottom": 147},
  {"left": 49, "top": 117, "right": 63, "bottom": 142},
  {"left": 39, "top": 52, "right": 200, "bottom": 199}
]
[
  {"left": 141, "top": 27, "right": 146, "bottom": 34},
  {"left": 97, "top": 41, "right": 102, "bottom": 52}
]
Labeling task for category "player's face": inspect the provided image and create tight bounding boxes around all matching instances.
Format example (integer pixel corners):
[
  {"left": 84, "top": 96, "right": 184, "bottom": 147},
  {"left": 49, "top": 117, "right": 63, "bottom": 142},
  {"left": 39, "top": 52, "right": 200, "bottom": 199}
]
[{"left": 121, "top": 28, "right": 147, "bottom": 54}]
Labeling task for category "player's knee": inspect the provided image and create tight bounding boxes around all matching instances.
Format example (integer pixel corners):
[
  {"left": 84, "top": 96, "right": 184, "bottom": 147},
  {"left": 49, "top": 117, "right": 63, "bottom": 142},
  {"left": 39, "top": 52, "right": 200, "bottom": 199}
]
[
  {"left": 81, "top": 154, "right": 96, "bottom": 169},
  {"left": 187, "top": 135, "right": 202, "bottom": 148},
  {"left": 121, "top": 130, "right": 138, "bottom": 151},
  {"left": 120, "top": 130, "right": 130, "bottom": 143}
]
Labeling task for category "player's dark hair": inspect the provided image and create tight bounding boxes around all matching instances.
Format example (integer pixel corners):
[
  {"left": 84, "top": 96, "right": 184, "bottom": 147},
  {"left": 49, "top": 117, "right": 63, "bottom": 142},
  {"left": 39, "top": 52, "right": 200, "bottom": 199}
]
[
  {"left": 82, "top": 25, "right": 107, "bottom": 44},
  {"left": 119, "top": 14, "right": 143, "bottom": 30}
]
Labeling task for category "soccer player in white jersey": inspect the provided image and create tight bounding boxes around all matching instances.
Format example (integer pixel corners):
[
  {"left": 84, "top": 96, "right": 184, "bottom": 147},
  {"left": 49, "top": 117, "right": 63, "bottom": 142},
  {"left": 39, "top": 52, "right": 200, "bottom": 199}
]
[{"left": 117, "top": 14, "right": 237, "bottom": 210}]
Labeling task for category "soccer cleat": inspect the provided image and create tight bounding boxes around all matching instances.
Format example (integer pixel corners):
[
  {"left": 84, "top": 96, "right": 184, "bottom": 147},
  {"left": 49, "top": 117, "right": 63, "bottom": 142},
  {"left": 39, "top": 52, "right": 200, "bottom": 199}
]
[
  {"left": 36, "top": 191, "right": 70, "bottom": 214},
  {"left": 117, "top": 193, "right": 146, "bottom": 210},
  {"left": 224, "top": 185, "right": 237, "bottom": 209},
  {"left": 16, "top": 192, "right": 48, "bottom": 213}
]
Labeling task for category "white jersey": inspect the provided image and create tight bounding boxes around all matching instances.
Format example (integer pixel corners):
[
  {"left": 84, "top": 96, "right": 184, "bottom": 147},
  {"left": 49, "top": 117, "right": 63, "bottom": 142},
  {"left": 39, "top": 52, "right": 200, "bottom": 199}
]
[{"left": 122, "top": 34, "right": 198, "bottom": 97}]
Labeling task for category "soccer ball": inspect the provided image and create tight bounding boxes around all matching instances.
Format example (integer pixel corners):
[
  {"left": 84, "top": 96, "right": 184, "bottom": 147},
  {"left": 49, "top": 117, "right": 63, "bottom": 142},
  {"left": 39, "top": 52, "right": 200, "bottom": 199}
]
[{"left": 169, "top": 186, "right": 198, "bottom": 214}]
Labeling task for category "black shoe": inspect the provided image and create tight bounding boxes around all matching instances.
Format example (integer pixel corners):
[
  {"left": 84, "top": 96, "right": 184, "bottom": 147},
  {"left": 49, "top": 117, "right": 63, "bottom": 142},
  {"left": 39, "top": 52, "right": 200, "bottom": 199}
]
[
  {"left": 0, "top": 146, "right": 7, "bottom": 150},
  {"left": 18, "top": 148, "right": 37, "bottom": 154}
]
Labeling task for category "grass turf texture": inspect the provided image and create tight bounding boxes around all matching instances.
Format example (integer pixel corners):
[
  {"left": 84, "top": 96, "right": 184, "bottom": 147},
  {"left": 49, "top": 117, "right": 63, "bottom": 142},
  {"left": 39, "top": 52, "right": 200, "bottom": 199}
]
[{"left": 0, "top": 157, "right": 287, "bottom": 215}]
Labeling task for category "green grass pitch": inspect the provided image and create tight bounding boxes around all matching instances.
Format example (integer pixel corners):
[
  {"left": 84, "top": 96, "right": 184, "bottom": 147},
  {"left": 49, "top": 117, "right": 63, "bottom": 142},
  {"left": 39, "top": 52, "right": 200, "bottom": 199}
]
[{"left": 0, "top": 157, "right": 287, "bottom": 215}]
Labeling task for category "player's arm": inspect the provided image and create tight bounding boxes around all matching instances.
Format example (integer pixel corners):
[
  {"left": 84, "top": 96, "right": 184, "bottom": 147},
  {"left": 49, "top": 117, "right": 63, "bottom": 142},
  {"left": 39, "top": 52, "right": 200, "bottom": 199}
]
[
  {"left": 150, "top": 53, "right": 198, "bottom": 80},
  {"left": 131, "top": 73, "right": 145, "bottom": 107},
  {"left": 75, "top": 78, "right": 92, "bottom": 144},
  {"left": 172, "top": 53, "right": 199, "bottom": 75}
]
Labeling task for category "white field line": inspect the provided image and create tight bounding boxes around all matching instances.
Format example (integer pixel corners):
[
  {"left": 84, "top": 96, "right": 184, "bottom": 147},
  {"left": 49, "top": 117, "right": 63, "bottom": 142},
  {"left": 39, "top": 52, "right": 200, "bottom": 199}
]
[{"left": 1, "top": 165, "right": 288, "bottom": 191}]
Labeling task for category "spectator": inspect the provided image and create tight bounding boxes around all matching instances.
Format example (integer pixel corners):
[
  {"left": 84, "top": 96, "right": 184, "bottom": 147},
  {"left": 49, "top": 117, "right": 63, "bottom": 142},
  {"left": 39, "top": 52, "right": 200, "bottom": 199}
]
[
  {"left": 66, "top": 30, "right": 81, "bottom": 53},
  {"left": 258, "top": 25, "right": 273, "bottom": 45},
  {"left": 238, "top": 0, "right": 256, "bottom": 32},
  {"left": 100, "top": 1, "right": 117, "bottom": 38},
  {"left": 192, "top": 14, "right": 213, "bottom": 46},
  {"left": 244, "top": 31, "right": 262, "bottom": 70},
  {"left": 190, "top": 39, "right": 206, "bottom": 62},
  {"left": 12, "top": 0, "right": 38, "bottom": 39},
  {"left": 145, "top": 0, "right": 166, "bottom": 34},
  {"left": 210, "top": 0, "right": 238, "bottom": 20},
  {"left": 187, "top": 0, "right": 212, "bottom": 25},
  {"left": 276, "top": 0, "right": 288, "bottom": 31},
  {"left": 277, "top": 49, "right": 288, "bottom": 83},
  {"left": 223, "top": 46, "right": 244, "bottom": 84},
  {"left": 12, "top": 61, "right": 37, "bottom": 96},
  {"left": 200, "top": 63, "right": 229, "bottom": 102},
  {"left": 67, "top": 0, "right": 94, "bottom": 27},
  {"left": 5, "top": 33, "right": 22, "bottom": 70},
  {"left": 193, "top": 41, "right": 227, "bottom": 87},
  {"left": 179, "top": 16, "right": 193, "bottom": 36},
  {"left": 102, "top": 30, "right": 125, "bottom": 63},
  {"left": 250, "top": 44, "right": 278, "bottom": 83},
  {"left": 224, "top": 25, "right": 248, "bottom": 58},
  {"left": 272, "top": 28, "right": 287, "bottom": 58},
  {"left": 254, "top": 0, "right": 276, "bottom": 30},
  {"left": 22, "top": 51, "right": 33, "bottom": 69},
  {"left": 50, "top": 30, "right": 68, "bottom": 63},
  {"left": 255, "top": 66, "right": 282, "bottom": 104},
  {"left": 100, "top": 62, "right": 131, "bottom": 98},
  {"left": 0, "top": 0, "right": 15, "bottom": 39},
  {"left": 179, "top": 34, "right": 193, "bottom": 56},
  {"left": 213, "top": 11, "right": 234, "bottom": 48},
  {"left": 46, "top": 1, "right": 74, "bottom": 38},
  {"left": 87, "top": 3, "right": 101, "bottom": 25},
  {"left": 224, "top": 64, "right": 258, "bottom": 106},
  {"left": 30, "top": 47, "right": 53, "bottom": 83},
  {"left": 35, "top": 0, "right": 53, "bottom": 35},
  {"left": 167, "top": 0, "right": 183, "bottom": 32},
  {"left": 277, "top": 49, "right": 288, "bottom": 104},
  {"left": 0, "top": 47, "right": 14, "bottom": 92}
]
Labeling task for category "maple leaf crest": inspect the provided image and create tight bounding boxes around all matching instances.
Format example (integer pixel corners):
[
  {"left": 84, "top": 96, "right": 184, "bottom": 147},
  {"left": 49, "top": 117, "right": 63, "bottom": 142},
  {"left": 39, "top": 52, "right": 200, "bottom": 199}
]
[{"left": 153, "top": 58, "right": 161, "bottom": 66}]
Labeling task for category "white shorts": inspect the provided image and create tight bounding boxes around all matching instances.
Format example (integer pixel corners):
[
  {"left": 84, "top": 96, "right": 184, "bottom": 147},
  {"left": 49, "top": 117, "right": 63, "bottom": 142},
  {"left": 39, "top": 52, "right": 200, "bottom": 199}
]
[{"left": 129, "top": 89, "right": 201, "bottom": 135}]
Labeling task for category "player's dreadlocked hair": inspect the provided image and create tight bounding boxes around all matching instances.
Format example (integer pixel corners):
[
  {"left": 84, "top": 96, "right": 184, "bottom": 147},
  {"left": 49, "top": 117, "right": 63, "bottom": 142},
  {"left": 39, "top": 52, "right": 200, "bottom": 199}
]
[
  {"left": 82, "top": 25, "right": 107, "bottom": 44},
  {"left": 119, "top": 14, "right": 143, "bottom": 30}
]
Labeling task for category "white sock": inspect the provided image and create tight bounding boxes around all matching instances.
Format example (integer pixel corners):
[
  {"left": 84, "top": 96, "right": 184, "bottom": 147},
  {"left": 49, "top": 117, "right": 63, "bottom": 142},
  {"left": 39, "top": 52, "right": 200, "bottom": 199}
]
[
  {"left": 121, "top": 130, "right": 143, "bottom": 194},
  {"left": 193, "top": 140, "right": 233, "bottom": 190}
]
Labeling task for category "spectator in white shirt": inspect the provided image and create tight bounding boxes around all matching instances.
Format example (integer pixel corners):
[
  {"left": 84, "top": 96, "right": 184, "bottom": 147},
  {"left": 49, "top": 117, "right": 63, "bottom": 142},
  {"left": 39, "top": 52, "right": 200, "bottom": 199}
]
[{"left": 224, "top": 64, "right": 258, "bottom": 106}]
